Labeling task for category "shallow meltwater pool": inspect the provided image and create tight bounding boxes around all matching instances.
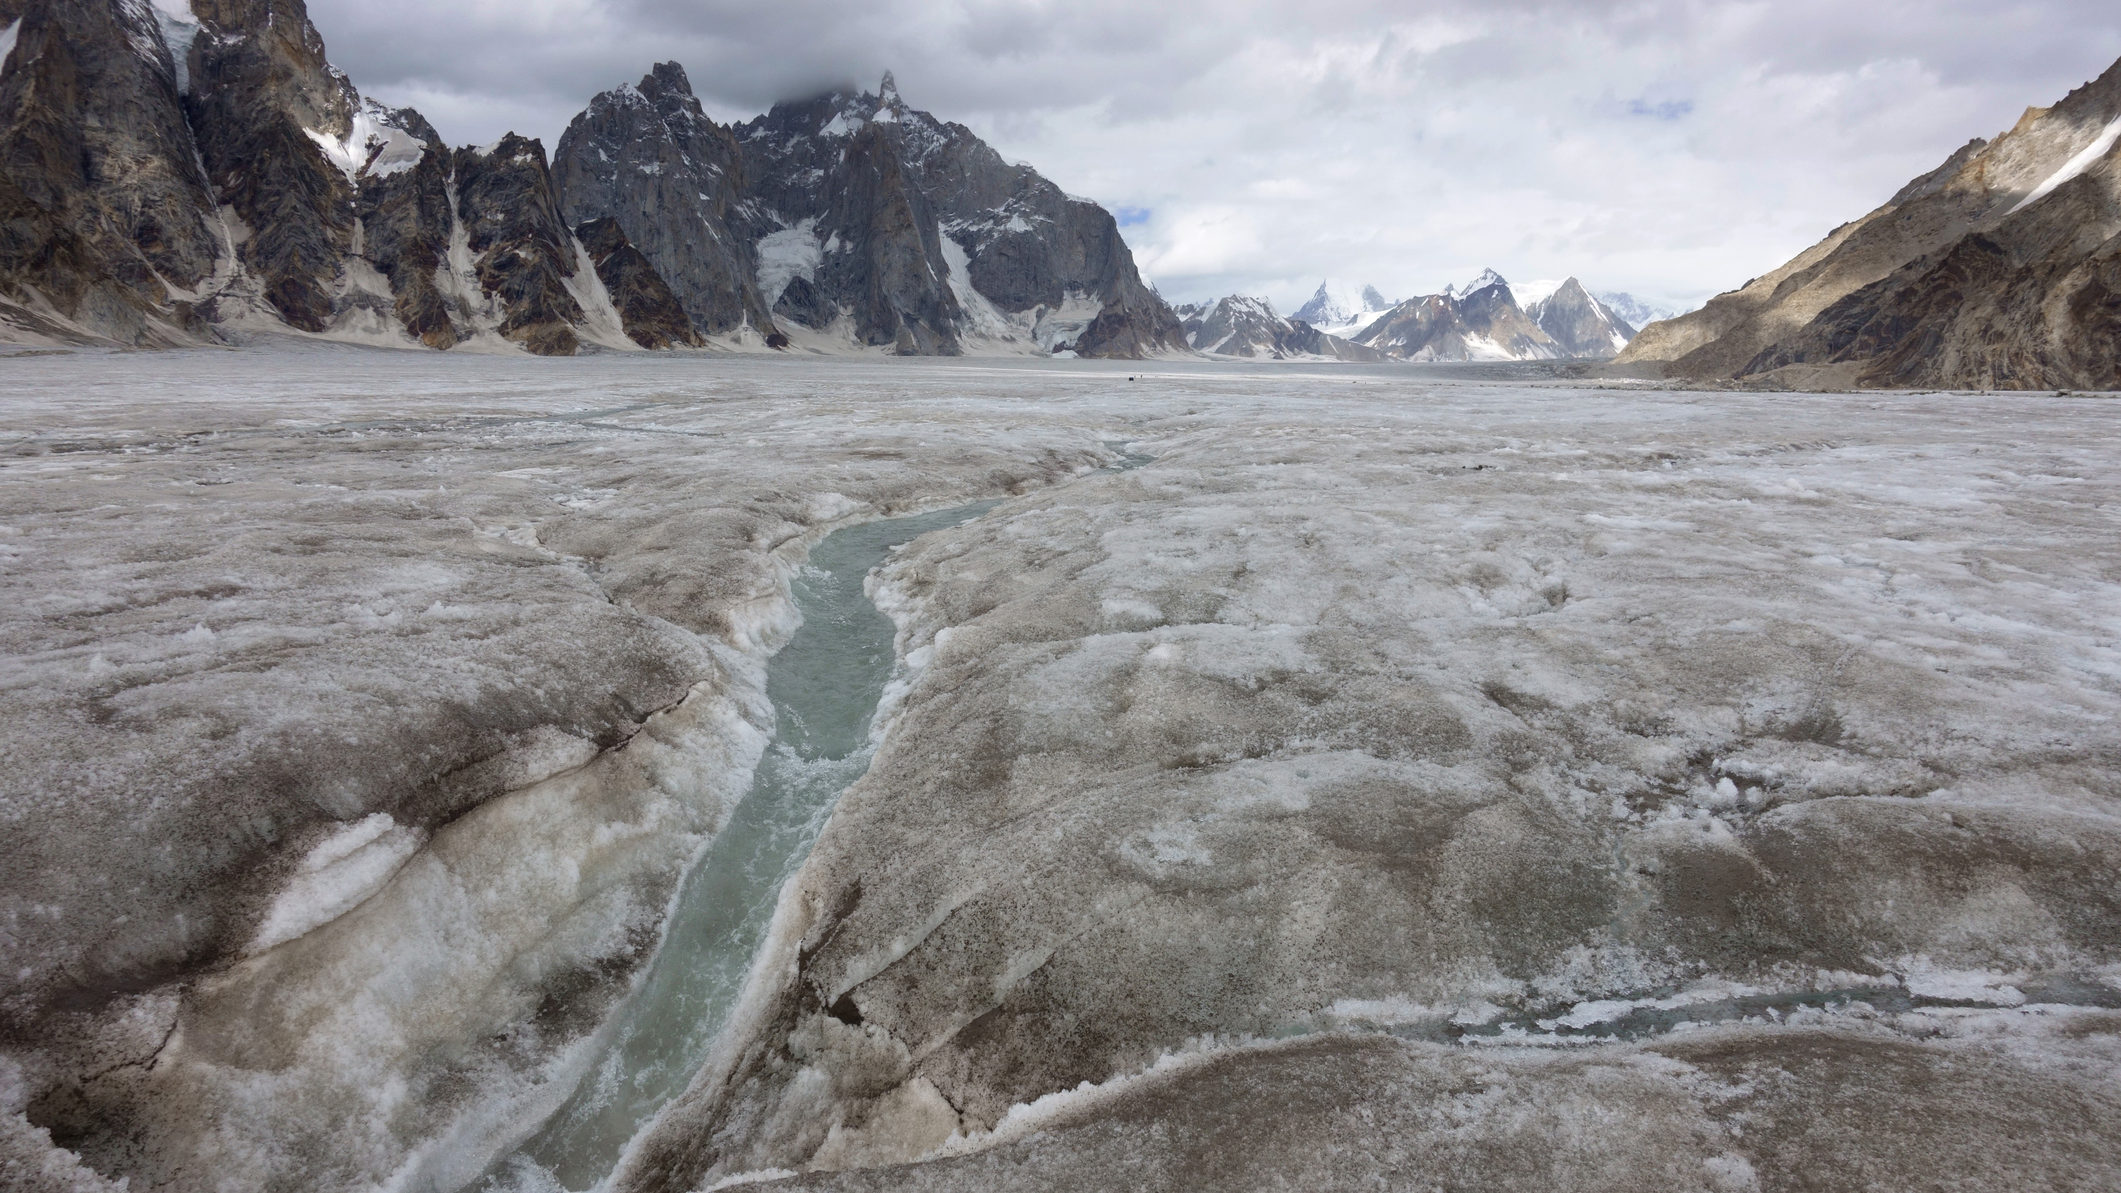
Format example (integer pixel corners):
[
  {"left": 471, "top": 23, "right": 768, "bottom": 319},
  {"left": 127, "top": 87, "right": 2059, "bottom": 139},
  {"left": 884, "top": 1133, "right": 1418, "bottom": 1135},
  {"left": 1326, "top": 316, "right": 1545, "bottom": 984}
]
[{"left": 480, "top": 500, "right": 1000, "bottom": 1193}]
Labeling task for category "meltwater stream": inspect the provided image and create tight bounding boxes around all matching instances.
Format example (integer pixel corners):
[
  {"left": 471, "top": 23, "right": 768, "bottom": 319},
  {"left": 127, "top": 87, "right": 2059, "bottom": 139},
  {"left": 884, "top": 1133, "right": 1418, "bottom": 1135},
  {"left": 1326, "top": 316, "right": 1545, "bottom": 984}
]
[{"left": 481, "top": 500, "right": 1000, "bottom": 1193}]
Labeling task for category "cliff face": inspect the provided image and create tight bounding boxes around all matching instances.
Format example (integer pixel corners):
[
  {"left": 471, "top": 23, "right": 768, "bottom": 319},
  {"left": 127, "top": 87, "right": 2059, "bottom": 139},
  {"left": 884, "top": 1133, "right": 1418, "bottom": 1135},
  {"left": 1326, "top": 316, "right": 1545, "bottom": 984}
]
[
  {"left": 1, "top": 20, "right": 1175, "bottom": 360},
  {"left": 451, "top": 135, "right": 591, "bottom": 356},
  {"left": 576, "top": 216, "right": 703, "bottom": 349},
  {"left": 0, "top": 0, "right": 223, "bottom": 345},
  {"left": 184, "top": 0, "right": 358, "bottom": 332},
  {"left": 1618, "top": 56, "right": 2121, "bottom": 389},
  {"left": 551, "top": 62, "right": 772, "bottom": 338},
  {"left": 556, "top": 67, "right": 1187, "bottom": 358},
  {"left": 0, "top": 0, "right": 692, "bottom": 355},
  {"left": 351, "top": 109, "right": 459, "bottom": 349}
]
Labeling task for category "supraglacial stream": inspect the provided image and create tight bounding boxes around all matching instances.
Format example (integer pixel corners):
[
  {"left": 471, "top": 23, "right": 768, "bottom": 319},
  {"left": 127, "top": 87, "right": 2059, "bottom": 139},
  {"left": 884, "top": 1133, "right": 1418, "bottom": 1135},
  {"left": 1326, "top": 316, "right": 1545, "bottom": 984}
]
[{"left": 482, "top": 500, "right": 999, "bottom": 1193}]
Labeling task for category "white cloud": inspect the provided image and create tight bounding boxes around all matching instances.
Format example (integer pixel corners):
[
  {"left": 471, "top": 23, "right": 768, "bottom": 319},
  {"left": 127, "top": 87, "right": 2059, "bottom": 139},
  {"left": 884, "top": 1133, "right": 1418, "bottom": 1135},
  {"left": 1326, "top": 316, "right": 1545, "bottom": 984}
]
[{"left": 308, "top": 0, "right": 2121, "bottom": 311}]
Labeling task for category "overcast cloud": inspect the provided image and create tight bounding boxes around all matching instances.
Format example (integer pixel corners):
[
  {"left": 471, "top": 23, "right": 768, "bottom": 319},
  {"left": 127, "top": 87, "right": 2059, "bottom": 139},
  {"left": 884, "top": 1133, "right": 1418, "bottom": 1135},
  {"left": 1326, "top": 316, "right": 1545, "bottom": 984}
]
[{"left": 309, "top": 0, "right": 2121, "bottom": 311}]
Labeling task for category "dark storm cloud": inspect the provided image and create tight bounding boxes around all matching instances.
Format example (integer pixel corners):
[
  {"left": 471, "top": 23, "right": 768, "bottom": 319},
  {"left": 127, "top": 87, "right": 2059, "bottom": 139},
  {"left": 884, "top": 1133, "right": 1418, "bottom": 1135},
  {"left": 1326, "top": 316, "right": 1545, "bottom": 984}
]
[{"left": 306, "top": 0, "right": 2121, "bottom": 310}]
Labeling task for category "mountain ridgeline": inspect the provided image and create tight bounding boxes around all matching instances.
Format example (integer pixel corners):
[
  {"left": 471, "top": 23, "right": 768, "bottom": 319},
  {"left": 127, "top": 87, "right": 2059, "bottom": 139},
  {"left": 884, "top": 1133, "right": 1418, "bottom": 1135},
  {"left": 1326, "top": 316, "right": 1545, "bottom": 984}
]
[
  {"left": 1617, "top": 56, "right": 2121, "bottom": 390},
  {"left": 0, "top": 1, "right": 1185, "bottom": 358},
  {"left": 1181, "top": 274, "right": 1638, "bottom": 362}
]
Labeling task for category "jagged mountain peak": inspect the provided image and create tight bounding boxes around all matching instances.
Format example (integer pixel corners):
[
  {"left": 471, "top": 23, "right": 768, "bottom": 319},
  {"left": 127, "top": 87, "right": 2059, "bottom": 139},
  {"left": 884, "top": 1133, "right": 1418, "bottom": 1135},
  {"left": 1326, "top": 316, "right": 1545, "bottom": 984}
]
[
  {"left": 1294, "top": 279, "right": 1393, "bottom": 332},
  {"left": 643, "top": 59, "right": 693, "bottom": 98},
  {"left": 1445, "top": 268, "right": 1510, "bottom": 299},
  {"left": 1179, "top": 292, "right": 1383, "bottom": 361},
  {"left": 1524, "top": 278, "right": 1637, "bottom": 359}
]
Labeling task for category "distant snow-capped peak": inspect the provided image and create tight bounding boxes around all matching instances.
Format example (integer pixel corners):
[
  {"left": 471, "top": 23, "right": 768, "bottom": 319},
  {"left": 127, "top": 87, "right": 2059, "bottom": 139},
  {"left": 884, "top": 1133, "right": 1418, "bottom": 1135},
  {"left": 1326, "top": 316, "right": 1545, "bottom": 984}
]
[
  {"left": 1445, "top": 269, "right": 1510, "bottom": 300},
  {"left": 1295, "top": 279, "right": 1393, "bottom": 334}
]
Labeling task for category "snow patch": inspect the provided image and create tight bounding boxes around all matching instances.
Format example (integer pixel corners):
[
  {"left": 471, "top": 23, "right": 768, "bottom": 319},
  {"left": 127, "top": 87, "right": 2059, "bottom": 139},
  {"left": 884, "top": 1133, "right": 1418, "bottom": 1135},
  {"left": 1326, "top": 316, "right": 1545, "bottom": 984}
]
[
  {"left": 307, "top": 102, "right": 430, "bottom": 184},
  {"left": 147, "top": 0, "right": 198, "bottom": 93},
  {"left": 754, "top": 220, "right": 822, "bottom": 307},
  {"left": 1903, "top": 964, "right": 2028, "bottom": 1006},
  {"left": 562, "top": 233, "right": 642, "bottom": 352},
  {"left": 937, "top": 233, "right": 1021, "bottom": 343},
  {"left": 0, "top": 20, "right": 19, "bottom": 82},
  {"left": 249, "top": 814, "right": 426, "bottom": 954},
  {"left": 2011, "top": 112, "right": 2121, "bottom": 214},
  {"left": 1509, "top": 278, "right": 1566, "bottom": 309}
]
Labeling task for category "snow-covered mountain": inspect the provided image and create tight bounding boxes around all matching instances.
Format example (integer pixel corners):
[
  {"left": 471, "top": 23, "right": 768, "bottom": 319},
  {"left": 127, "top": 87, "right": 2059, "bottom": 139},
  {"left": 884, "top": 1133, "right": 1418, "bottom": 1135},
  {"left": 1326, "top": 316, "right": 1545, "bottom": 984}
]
[
  {"left": 1177, "top": 294, "right": 1384, "bottom": 361},
  {"left": 1524, "top": 279, "right": 1638, "bottom": 359},
  {"left": 1595, "top": 292, "right": 1687, "bottom": 331},
  {"left": 1349, "top": 270, "right": 1639, "bottom": 362},
  {"left": 1292, "top": 279, "right": 1395, "bottom": 337}
]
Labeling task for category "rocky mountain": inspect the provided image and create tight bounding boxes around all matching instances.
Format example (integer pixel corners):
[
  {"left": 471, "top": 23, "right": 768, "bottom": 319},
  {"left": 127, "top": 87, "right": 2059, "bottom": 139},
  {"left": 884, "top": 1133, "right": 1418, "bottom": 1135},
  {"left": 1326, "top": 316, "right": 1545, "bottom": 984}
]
[
  {"left": 555, "top": 68, "right": 1187, "bottom": 358},
  {"left": 1524, "top": 278, "right": 1637, "bottom": 358},
  {"left": 0, "top": 8, "right": 1177, "bottom": 359},
  {"left": 1616, "top": 55, "right": 2121, "bottom": 389},
  {"left": 551, "top": 61, "right": 773, "bottom": 341},
  {"left": 1176, "top": 294, "right": 1384, "bottom": 361},
  {"left": 1355, "top": 270, "right": 1560, "bottom": 361},
  {"left": 0, "top": 0, "right": 684, "bottom": 355},
  {"left": 0, "top": 0, "right": 224, "bottom": 346},
  {"left": 1292, "top": 279, "right": 1395, "bottom": 337}
]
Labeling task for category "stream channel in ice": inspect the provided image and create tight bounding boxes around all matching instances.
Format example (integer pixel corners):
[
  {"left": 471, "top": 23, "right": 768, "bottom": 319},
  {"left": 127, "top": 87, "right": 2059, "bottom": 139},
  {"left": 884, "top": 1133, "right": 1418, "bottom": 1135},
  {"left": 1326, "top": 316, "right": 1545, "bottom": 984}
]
[{"left": 478, "top": 500, "right": 1003, "bottom": 1193}]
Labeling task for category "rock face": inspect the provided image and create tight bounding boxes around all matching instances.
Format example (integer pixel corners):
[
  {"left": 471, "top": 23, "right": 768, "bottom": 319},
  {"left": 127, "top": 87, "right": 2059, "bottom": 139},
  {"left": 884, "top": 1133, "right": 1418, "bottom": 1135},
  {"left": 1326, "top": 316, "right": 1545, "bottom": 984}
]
[
  {"left": 0, "top": 0, "right": 223, "bottom": 345},
  {"left": 451, "top": 134, "right": 592, "bottom": 356},
  {"left": 1617, "top": 55, "right": 2121, "bottom": 389},
  {"left": 1177, "top": 294, "right": 1384, "bottom": 360},
  {"left": 734, "top": 73, "right": 1186, "bottom": 357},
  {"left": 1525, "top": 278, "right": 1637, "bottom": 359},
  {"left": 556, "top": 67, "right": 1187, "bottom": 358},
  {"left": 184, "top": 0, "right": 359, "bottom": 332},
  {"left": 577, "top": 216, "right": 703, "bottom": 349},
  {"left": 350, "top": 105, "right": 460, "bottom": 349},
  {"left": 0, "top": 0, "right": 694, "bottom": 355},
  {"left": 552, "top": 62, "right": 771, "bottom": 338}
]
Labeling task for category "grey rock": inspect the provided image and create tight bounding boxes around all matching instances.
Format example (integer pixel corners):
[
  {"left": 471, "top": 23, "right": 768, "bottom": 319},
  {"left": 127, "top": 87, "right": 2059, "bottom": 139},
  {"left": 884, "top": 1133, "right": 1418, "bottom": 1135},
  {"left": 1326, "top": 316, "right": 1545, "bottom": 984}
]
[
  {"left": 732, "top": 75, "right": 1186, "bottom": 357},
  {"left": 452, "top": 134, "right": 586, "bottom": 356},
  {"left": 0, "top": 0, "right": 223, "bottom": 344},
  {"left": 184, "top": 0, "right": 360, "bottom": 333},
  {"left": 576, "top": 215, "right": 702, "bottom": 349},
  {"left": 553, "top": 62, "right": 772, "bottom": 338},
  {"left": 1525, "top": 278, "right": 1637, "bottom": 359},
  {"left": 352, "top": 111, "right": 459, "bottom": 349}
]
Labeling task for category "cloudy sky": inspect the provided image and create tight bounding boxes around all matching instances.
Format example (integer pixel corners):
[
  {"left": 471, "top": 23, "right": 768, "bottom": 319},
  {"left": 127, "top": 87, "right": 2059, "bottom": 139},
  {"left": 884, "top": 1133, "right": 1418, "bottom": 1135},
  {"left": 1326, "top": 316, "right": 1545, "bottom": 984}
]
[{"left": 310, "top": 0, "right": 2121, "bottom": 313}]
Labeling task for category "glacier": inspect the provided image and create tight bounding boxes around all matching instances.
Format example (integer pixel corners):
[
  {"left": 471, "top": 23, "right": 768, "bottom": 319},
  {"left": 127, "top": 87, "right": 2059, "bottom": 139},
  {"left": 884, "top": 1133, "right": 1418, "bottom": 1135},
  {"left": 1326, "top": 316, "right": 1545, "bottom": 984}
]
[{"left": 2, "top": 348, "right": 2118, "bottom": 1193}]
